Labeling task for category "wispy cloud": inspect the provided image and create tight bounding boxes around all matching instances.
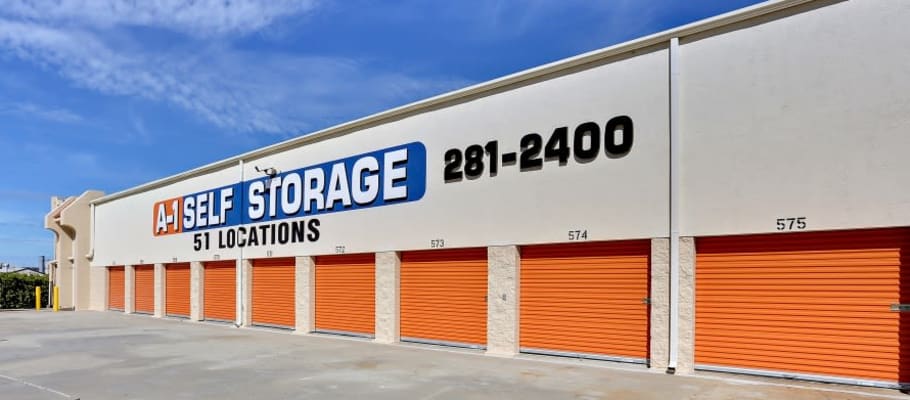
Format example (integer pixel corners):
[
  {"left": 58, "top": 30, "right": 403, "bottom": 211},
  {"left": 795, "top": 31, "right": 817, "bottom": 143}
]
[
  {"left": 7, "top": 139, "right": 155, "bottom": 186},
  {"left": 0, "top": 101, "right": 83, "bottom": 123},
  {"left": 0, "top": 1, "right": 470, "bottom": 136},
  {"left": 0, "top": 208, "right": 42, "bottom": 228},
  {"left": 0, "top": 0, "right": 319, "bottom": 37}
]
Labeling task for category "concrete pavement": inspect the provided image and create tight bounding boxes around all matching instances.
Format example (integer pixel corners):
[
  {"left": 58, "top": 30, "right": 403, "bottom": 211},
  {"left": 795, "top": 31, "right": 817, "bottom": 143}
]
[{"left": 0, "top": 311, "right": 905, "bottom": 399}]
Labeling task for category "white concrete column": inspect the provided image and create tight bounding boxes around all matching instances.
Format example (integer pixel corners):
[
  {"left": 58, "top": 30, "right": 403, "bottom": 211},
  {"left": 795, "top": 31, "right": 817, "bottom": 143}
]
[
  {"left": 154, "top": 263, "right": 165, "bottom": 317},
  {"left": 676, "top": 237, "right": 696, "bottom": 374},
  {"left": 486, "top": 245, "right": 520, "bottom": 356},
  {"left": 124, "top": 265, "right": 135, "bottom": 314},
  {"left": 89, "top": 266, "right": 107, "bottom": 311},
  {"left": 649, "top": 238, "right": 670, "bottom": 371},
  {"left": 295, "top": 256, "right": 315, "bottom": 334},
  {"left": 374, "top": 251, "right": 400, "bottom": 344},
  {"left": 240, "top": 259, "right": 252, "bottom": 326},
  {"left": 190, "top": 261, "right": 204, "bottom": 321}
]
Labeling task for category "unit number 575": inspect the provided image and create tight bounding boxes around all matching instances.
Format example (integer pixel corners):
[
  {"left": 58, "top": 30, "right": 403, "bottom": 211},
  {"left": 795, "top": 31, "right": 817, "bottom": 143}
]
[{"left": 776, "top": 217, "right": 807, "bottom": 231}]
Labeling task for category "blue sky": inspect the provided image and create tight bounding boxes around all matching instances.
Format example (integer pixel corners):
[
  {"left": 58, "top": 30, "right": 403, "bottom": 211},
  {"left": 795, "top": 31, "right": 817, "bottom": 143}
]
[{"left": 0, "top": 0, "right": 763, "bottom": 268}]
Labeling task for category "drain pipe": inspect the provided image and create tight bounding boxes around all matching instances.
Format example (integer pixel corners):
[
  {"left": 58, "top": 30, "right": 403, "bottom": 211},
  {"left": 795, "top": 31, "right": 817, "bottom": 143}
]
[
  {"left": 86, "top": 203, "right": 95, "bottom": 260},
  {"left": 668, "top": 37, "right": 681, "bottom": 372}
]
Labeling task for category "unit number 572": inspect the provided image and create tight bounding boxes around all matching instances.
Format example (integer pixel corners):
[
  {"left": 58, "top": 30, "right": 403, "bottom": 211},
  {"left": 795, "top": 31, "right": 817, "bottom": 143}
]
[{"left": 776, "top": 217, "right": 807, "bottom": 231}]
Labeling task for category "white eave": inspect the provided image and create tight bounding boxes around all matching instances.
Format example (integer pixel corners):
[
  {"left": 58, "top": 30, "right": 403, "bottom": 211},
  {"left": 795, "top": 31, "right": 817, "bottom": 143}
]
[{"left": 91, "top": 0, "right": 815, "bottom": 206}]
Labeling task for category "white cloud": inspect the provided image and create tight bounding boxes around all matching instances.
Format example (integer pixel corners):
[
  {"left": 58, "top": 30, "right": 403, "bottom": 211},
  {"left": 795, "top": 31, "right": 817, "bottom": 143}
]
[
  {"left": 0, "top": 0, "right": 319, "bottom": 37},
  {"left": 0, "top": 17, "right": 470, "bottom": 135},
  {"left": 0, "top": 208, "right": 40, "bottom": 227},
  {"left": 0, "top": 101, "right": 83, "bottom": 123}
]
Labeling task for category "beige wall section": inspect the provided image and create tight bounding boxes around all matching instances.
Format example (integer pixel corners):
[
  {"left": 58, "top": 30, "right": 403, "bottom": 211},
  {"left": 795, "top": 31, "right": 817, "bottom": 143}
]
[
  {"left": 60, "top": 191, "right": 104, "bottom": 310},
  {"left": 295, "top": 256, "right": 315, "bottom": 334},
  {"left": 240, "top": 259, "right": 252, "bottom": 326},
  {"left": 124, "top": 265, "right": 135, "bottom": 314},
  {"left": 45, "top": 191, "right": 104, "bottom": 311},
  {"left": 190, "top": 261, "right": 203, "bottom": 321},
  {"left": 154, "top": 263, "right": 165, "bottom": 317},
  {"left": 649, "top": 238, "right": 670, "bottom": 371},
  {"left": 676, "top": 237, "right": 696, "bottom": 374},
  {"left": 374, "top": 251, "right": 400, "bottom": 344},
  {"left": 54, "top": 238, "right": 74, "bottom": 309},
  {"left": 486, "top": 245, "right": 520, "bottom": 356},
  {"left": 45, "top": 199, "right": 74, "bottom": 310},
  {"left": 90, "top": 266, "right": 107, "bottom": 311}
]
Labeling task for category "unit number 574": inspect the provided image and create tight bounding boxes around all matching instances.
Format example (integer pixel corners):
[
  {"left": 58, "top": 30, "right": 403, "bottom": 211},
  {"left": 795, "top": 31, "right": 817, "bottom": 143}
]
[{"left": 776, "top": 217, "right": 807, "bottom": 231}]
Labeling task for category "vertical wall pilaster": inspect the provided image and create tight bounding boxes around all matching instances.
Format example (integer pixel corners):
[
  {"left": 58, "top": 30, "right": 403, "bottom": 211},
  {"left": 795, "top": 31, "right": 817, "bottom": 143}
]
[
  {"left": 124, "top": 265, "right": 134, "bottom": 314},
  {"left": 295, "top": 256, "right": 315, "bottom": 333},
  {"left": 240, "top": 259, "right": 252, "bottom": 326},
  {"left": 190, "top": 261, "right": 204, "bottom": 321},
  {"left": 90, "top": 266, "right": 107, "bottom": 311},
  {"left": 649, "top": 238, "right": 670, "bottom": 371},
  {"left": 676, "top": 237, "right": 696, "bottom": 374},
  {"left": 486, "top": 245, "right": 520, "bottom": 356},
  {"left": 154, "top": 263, "right": 165, "bottom": 317},
  {"left": 374, "top": 251, "right": 400, "bottom": 344}
]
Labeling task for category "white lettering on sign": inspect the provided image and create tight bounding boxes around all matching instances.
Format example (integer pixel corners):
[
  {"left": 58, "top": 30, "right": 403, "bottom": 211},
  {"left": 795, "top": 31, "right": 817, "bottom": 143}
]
[{"left": 246, "top": 149, "right": 409, "bottom": 219}]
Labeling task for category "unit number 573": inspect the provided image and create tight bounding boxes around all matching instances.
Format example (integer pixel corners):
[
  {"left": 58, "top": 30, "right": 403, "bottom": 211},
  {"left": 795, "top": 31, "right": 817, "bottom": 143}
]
[{"left": 776, "top": 217, "right": 806, "bottom": 231}]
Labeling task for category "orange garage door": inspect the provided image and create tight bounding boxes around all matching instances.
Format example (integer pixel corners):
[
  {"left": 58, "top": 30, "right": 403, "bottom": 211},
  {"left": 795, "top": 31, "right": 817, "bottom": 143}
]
[
  {"left": 696, "top": 228, "right": 910, "bottom": 386},
  {"left": 252, "top": 258, "right": 295, "bottom": 328},
  {"left": 133, "top": 265, "right": 154, "bottom": 314},
  {"left": 400, "top": 248, "right": 487, "bottom": 347},
  {"left": 520, "top": 240, "right": 650, "bottom": 362},
  {"left": 108, "top": 266, "right": 124, "bottom": 310},
  {"left": 315, "top": 254, "right": 375, "bottom": 336},
  {"left": 165, "top": 263, "right": 190, "bottom": 317},
  {"left": 204, "top": 260, "right": 236, "bottom": 322}
]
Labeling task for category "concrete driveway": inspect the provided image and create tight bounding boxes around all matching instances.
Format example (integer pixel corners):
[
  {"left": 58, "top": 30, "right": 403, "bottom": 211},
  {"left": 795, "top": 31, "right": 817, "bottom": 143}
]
[{"left": 0, "top": 311, "right": 904, "bottom": 400}]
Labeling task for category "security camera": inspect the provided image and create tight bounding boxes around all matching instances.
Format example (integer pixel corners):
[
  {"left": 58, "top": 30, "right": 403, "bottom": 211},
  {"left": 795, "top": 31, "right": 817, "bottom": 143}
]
[{"left": 255, "top": 166, "right": 279, "bottom": 178}]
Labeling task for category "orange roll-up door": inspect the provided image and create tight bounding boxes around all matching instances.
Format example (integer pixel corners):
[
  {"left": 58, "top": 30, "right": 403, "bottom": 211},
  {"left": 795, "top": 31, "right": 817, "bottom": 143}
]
[
  {"left": 520, "top": 240, "right": 650, "bottom": 361},
  {"left": 108, "top": 266, "right": 124, "bottom": 310},
  {"left": 400, "top": 248, "right": 487, "bottom": 347},
  {"left": 204, "top": 260, "right": 236, "bottom": 322},
  {"left": 133, "top": 265, "right": 154, "bottom": 314},
  {"left": 251, "top": 258, "right": 295, "bottom": 328},
  {"left": 315, "top": 254, "right": 375, "bottom": 336},
  {"left": 696, "top": 228, "right": 910, "bottom": 385},
  {"left": 165, "top": 263, "right": 190, "bottom": 317}
]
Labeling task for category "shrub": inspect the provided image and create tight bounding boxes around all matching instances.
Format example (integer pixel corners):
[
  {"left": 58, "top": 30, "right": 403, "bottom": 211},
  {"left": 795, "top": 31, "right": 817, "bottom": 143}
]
[{"left": 0, "top": 272, "right": 49, "bottom": 309}]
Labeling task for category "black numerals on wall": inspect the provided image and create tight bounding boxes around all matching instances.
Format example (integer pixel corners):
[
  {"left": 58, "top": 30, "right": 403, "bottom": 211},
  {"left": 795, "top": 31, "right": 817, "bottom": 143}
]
[
  {"left": 603, "top": 116, "right": 633, "bottom": 156},
  {"left": 443, "top": 148, "right": 463, "bottom": 181},
  {"left": 464, "top": 144, "right": 485, "bottom": 178},
  {"left": 544, "top": 127, "right": 569, "bottom": 164},
  {"left": 519, "top": 133, "right": 543, "bottom": 170},
  {"left": 484, "top": 140, "right": 499, "bottom": 175},
  {"left": 776, "top": 217, "right": 807, "bottom": 231},
  {"left": 443, "top": 116, "right": 633, "bottom": 183},
  {"left": 573, "top": 122, "right": 600, "bottom": 161}
]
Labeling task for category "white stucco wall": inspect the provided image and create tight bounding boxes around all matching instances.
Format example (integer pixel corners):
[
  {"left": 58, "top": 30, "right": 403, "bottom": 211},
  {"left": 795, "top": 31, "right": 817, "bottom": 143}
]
[{"left": 679, "top": 0, "right": 910, "bottom": 237}]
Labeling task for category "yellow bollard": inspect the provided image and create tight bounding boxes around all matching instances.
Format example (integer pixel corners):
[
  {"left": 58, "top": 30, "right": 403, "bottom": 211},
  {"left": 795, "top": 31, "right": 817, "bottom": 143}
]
[
  {"left": 53, "top": 286, "right": 59, "bottom": 312},
  {"left": 35, "top": 287, "right": 41, "bottom": 311}
]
